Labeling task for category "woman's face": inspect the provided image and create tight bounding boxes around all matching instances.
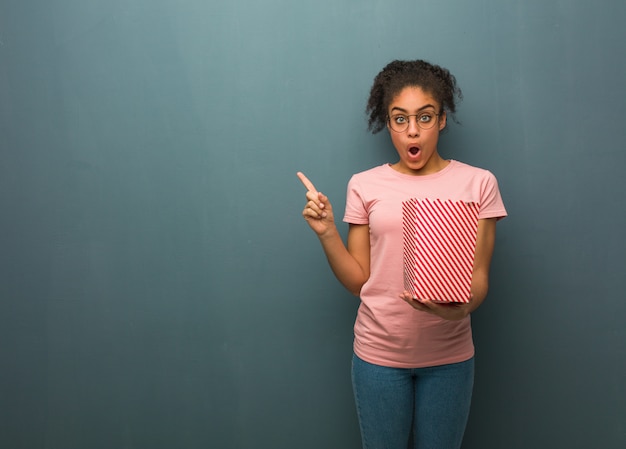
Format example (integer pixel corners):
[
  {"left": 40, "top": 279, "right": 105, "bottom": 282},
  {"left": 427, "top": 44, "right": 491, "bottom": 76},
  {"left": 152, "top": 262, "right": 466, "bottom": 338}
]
[{"left": 387, "top": 86, "right": 448, "bottom": 176}]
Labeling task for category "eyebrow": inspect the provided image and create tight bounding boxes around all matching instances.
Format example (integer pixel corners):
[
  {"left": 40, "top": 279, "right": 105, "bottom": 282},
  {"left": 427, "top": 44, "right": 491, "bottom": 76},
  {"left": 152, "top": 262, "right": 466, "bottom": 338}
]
[{"left": 390, "top": 104, "right": 437, "bottom": 113}]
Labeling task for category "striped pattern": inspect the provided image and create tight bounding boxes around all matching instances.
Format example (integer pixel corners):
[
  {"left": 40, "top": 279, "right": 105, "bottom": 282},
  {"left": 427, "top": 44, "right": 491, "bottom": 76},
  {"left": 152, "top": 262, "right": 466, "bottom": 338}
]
[{"left": 402, "top": 198, "right": 480, "bottom": 303}]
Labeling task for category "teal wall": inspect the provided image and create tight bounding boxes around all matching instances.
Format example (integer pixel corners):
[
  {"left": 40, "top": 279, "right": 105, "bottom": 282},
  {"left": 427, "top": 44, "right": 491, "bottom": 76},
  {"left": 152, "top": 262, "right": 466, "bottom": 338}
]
[{"left": 1, "top": 1, "right": 625, "bottom": 448}]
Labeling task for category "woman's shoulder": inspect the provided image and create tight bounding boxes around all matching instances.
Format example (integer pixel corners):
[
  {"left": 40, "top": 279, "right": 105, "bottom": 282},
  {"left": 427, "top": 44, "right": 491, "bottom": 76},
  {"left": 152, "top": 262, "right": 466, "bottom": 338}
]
[
  {"left": 449, "top": 160, "right": 498, "bottom": 180},
  {"left": 450, "top": 159, "right": 488, "bottom": 173},
  {"left": 349, "top": 164, "right": 390, "bottom": 182},
  {"left": 354, "top": 163, "right": 389, "bottom": 176}
]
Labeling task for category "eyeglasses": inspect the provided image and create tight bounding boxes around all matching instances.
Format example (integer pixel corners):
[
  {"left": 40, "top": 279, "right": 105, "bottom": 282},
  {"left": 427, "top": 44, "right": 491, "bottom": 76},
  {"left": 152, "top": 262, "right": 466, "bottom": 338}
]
[{"left": 388, "top": 111, "right": 440, "bottom": 133}]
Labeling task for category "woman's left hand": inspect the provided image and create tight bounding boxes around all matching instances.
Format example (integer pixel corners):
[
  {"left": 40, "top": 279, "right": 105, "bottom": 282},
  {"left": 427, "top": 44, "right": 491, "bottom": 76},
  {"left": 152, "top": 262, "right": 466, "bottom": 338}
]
[{"left": 399, "top": 291, "right": 472, "bottom": 321}]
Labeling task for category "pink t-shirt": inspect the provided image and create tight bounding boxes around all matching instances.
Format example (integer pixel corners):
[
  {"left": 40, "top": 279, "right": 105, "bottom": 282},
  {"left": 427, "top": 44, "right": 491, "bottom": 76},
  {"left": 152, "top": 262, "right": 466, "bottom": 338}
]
[{"left": 343, "top": 161, "right": 507, "bottom": 368}]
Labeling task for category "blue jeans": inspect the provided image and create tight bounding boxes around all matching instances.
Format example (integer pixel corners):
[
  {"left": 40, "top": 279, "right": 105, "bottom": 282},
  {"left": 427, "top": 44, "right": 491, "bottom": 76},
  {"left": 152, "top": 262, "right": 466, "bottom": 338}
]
[{"left": 351, "top": 353, "right": 474, "bottom": 449}]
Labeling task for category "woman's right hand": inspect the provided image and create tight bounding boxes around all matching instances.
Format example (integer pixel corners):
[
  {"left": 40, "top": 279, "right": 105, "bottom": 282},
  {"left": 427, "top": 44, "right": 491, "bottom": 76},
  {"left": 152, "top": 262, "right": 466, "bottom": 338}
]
[{"left": 297, "top": 172, "right": 336, "bottom": 237}]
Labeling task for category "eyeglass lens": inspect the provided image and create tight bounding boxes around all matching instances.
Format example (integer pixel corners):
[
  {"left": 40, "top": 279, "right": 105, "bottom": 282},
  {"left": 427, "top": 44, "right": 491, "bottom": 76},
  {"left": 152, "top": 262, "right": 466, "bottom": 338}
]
[{"left": 388, "top": 112, "right": 438, "bottom": 132}]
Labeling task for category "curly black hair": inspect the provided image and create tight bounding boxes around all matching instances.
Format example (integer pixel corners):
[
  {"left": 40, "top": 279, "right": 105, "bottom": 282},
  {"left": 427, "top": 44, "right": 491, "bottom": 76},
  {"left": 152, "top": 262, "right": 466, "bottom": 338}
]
[{"left": 366, "top": 60, "right": 462, "bottom": 134}]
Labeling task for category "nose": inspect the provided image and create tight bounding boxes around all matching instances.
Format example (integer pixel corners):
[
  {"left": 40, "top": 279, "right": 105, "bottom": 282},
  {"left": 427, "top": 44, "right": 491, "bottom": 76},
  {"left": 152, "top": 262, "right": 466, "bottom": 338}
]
[{"left": 407, "top": 116, "right": 421, "bottom": 136}]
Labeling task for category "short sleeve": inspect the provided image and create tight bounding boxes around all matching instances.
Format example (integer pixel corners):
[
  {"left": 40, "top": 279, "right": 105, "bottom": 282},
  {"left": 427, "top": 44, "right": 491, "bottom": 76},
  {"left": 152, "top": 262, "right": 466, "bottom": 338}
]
[
  {"left": 479, "top": 171, "right": 507, "bottom": 220},
  {"left": 343, "top": 175, "right": 369, "bottom": 225}
]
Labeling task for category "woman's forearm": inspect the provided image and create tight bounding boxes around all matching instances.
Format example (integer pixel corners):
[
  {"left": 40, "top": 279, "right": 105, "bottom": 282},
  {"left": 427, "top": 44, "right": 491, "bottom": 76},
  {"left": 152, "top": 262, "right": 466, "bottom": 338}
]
[{"left": 317, "top": 225, "right": 370, "bottom": 296}]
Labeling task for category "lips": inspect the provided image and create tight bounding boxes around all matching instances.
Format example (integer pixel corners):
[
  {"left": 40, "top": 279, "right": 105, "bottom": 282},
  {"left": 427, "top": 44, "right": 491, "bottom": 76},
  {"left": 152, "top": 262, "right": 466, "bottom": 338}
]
[{"left": 407, "top": 146, "right": 422, "bottom": 160}]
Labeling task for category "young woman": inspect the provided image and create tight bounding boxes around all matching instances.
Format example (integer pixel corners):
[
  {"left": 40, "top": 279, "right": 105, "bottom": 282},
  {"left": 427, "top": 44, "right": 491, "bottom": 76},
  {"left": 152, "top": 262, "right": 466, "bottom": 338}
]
[{"left": 298, "top": 59, "right": 507, "bottom": 449}]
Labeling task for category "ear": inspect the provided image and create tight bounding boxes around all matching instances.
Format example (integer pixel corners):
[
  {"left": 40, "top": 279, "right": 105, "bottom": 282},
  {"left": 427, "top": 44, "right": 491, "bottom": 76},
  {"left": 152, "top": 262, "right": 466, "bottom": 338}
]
[{"left": 439, "top": 111, "right": 447, "bottom": 131}]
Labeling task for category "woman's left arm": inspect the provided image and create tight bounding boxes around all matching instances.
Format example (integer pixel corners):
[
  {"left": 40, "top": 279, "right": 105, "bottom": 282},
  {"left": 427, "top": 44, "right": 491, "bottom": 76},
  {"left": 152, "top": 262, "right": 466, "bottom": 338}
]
[{"left": 467, "top": 217, "right": 497, "bottom": 314}]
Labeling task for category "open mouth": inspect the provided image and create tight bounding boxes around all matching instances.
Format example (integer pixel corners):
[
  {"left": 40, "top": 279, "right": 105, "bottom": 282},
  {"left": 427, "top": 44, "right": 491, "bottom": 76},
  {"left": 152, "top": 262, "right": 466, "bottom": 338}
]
[{"left": 409, "top": 146, "right": 420, "bottom": 156}]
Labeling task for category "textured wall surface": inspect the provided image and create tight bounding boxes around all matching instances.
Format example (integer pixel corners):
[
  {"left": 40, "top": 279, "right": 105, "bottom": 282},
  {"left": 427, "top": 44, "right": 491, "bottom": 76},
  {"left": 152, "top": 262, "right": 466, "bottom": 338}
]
[{"left": 1, "top": 1, "right": 624, "bottom": 448}]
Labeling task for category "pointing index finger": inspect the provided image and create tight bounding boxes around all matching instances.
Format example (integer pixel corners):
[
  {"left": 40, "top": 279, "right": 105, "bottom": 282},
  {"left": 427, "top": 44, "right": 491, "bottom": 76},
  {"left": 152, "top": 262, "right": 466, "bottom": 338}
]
[{"left": 296, "top": 171, "right": 318, "bottom": 193}]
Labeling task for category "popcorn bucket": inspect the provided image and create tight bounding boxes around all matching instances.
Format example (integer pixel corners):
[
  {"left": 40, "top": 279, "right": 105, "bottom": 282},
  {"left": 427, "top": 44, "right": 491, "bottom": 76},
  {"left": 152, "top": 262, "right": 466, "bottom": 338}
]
[{"left": 402, "top": 198, "right": 480, "bottom": 303}]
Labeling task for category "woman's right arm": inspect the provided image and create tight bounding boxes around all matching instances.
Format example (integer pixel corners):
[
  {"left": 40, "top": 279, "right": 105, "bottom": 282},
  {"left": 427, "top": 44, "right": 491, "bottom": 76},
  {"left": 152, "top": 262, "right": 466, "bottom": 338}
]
[
  {"left": 318, "top": 223, "right": 370, "bottom": 296},
  {"left": 298, "top": 172, "right": 370, "bottom": 296}
]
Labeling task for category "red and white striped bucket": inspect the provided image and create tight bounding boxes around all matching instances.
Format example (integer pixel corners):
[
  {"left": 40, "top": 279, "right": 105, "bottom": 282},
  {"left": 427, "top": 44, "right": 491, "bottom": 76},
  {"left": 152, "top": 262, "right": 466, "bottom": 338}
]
[{"left": 402, "top": 198, "right": 480, "bottom": 303}]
